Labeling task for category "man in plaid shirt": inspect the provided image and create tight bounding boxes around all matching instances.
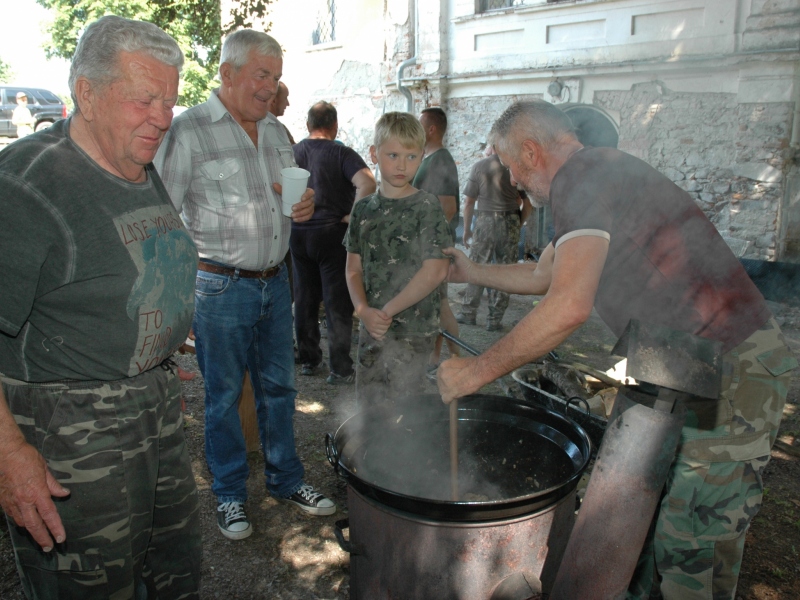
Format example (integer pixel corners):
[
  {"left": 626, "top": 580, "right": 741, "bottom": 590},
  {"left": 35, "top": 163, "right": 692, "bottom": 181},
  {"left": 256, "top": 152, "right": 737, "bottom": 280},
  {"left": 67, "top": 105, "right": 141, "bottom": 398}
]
[{"left": 155, "top": 29, "right": 336, "bottom": 541}]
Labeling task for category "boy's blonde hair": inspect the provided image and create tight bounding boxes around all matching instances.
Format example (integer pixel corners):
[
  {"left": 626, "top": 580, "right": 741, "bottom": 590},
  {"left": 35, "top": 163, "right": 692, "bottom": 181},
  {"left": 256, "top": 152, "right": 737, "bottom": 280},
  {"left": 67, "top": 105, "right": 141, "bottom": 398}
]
[{"left": 374, "top": 112, "right": 425, "bottom": 150}]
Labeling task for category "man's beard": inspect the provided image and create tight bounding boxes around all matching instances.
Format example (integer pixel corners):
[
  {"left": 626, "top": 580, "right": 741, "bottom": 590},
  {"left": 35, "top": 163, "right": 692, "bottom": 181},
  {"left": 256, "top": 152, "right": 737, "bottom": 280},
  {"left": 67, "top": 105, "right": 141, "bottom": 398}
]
[{"left": 519, "top": 171, "right": 550, "bottom": 208}]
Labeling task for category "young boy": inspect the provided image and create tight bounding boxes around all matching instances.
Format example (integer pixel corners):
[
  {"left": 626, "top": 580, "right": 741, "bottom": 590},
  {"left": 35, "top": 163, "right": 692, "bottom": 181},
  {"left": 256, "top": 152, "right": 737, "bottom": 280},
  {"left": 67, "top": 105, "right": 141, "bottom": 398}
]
[{"left": 344, "top": 112, "right": 452, "bottom": 407}]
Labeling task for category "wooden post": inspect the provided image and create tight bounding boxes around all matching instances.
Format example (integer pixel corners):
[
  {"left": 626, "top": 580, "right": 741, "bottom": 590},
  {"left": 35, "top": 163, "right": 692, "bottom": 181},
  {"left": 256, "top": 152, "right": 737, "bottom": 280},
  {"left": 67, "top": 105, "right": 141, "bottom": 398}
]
[
  {"left": 238, "top": 371, "right": 260, "bottom": 453},
  {"left": 180, "top": 342, "right": 260, "bottom": 452}
]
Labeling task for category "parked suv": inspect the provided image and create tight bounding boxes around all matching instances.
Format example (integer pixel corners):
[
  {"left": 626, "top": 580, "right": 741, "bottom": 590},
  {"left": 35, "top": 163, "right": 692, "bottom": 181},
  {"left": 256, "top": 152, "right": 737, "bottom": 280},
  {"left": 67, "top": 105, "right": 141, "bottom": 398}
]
[{"left": 0, "top": 85, "right": 67, "bottom": 137}]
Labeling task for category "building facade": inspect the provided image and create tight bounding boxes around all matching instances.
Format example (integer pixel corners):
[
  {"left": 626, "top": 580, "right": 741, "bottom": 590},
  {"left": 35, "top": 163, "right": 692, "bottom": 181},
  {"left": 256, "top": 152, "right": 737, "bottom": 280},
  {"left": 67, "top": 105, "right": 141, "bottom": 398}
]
[{"left": 233, "top": 0, "right": 800, "bottom": 261}]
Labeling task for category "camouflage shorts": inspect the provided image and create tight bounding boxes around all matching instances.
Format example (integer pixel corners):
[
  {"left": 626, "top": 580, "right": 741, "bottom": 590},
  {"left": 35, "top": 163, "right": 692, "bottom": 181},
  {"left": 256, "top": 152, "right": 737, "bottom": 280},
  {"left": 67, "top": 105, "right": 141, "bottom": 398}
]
[
  {"left": 2, "top": 362, "right": 201, "bottom": 600},
  {"left": 355, "top": 329, "right": 435, "bottom": 408},
  {"left": 628, "top": 317, "right": 797, "bottom": 599}
]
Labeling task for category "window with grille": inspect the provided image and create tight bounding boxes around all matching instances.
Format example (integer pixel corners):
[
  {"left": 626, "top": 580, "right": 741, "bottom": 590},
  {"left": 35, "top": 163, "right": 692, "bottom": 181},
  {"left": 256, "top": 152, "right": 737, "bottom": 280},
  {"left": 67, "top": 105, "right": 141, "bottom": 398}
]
[
  {"left": 478, "top": 0, "right": 519, "bottom": 12},
  {"left": 312, "top": 0, "right": 336, "bottom": 44}
]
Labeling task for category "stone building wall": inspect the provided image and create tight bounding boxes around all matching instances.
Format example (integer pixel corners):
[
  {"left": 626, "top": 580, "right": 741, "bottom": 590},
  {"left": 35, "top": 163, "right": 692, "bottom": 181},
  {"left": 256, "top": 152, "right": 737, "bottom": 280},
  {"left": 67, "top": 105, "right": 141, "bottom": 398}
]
[
  {"left": 443, "top": 94, "right": 541, "bottom": 193},
  {"left": 416, "top": 83, "right": 793, "bottom": 261},
  {"left": 595, "top": 82, "right": 793, "bottom": 260}
]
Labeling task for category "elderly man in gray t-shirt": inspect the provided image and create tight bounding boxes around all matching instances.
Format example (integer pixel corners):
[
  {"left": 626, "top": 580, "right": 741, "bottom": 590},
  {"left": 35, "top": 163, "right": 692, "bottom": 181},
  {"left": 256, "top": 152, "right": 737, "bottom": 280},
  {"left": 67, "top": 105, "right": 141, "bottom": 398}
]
[{"left": 456, "top": 148, "right": 532, "bottom": 331}]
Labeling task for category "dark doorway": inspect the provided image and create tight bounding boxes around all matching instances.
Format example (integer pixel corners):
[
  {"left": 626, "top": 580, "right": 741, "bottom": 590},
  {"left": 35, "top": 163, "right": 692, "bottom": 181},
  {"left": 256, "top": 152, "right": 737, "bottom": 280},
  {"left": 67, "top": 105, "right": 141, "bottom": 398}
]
[{"left": 562, "top": 104, "right": 619, "bottom": 148}]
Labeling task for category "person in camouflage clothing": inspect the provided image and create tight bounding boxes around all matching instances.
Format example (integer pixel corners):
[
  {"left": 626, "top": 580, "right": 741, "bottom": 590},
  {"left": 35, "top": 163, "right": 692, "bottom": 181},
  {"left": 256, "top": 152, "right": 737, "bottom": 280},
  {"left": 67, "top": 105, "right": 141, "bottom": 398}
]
[
  {"left": 628, "top": 315, "right": 794, "bottom": 599},
  {"left": 438, "top": 100, "right": 797, "bottom": 599},
  {"left": 0, "top": 17, "right": 201, "bottom": 599},
  {"left": 457, "top": 146, "right": 532, "bottom": 331},
  {"left": 344, "top": 112, "right": 452, "bottom": 406}
]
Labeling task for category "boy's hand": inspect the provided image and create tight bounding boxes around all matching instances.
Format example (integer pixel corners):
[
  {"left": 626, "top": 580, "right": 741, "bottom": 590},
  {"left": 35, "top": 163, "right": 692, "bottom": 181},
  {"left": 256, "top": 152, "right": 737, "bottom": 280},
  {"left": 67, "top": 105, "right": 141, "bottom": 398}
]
[
  {"left": 442, "top": 247, "right": 473, "bottom": 283},
  {"left": 361, "top": 307, "right": 392, "bottom": 340}
]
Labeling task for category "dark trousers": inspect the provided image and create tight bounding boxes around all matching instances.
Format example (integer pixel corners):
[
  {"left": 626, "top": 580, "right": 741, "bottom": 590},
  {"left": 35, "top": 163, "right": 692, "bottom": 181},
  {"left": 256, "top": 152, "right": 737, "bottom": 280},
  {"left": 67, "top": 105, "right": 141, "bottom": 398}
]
[{"left": 290, "top": 223, "right": 354, "bottom": 376}]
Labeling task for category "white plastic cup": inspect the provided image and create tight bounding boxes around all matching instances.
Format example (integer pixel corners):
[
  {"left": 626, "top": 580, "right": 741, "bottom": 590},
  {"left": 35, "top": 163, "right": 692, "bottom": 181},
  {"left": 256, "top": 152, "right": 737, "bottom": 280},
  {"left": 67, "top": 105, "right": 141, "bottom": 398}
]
[{"left": 280, "top": 167, "right": 310, "bottom": 217}]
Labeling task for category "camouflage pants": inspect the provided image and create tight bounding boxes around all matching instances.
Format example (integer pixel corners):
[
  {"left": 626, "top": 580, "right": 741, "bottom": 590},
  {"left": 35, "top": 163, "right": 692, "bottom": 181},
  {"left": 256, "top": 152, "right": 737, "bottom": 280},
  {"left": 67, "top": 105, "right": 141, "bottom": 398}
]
[
  {"left": 461, "top": 212, "right": 520, "bottom": 325},
  {"left": 355, "top": 328, "right": 435, "bottom": 409},
  {"left": 627, "top": 317, "right": 797, "bottom": 600},
  {"left": 2, "top": 364, "right": 201, "bottom": 600}
]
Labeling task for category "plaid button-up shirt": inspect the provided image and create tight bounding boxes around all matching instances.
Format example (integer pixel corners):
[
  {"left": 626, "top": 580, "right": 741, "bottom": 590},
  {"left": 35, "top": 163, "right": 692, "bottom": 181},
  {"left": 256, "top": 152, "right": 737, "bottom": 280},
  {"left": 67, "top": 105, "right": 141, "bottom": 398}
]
[{"left": 154, "top": 90, "right": 295, "bottom": 270}]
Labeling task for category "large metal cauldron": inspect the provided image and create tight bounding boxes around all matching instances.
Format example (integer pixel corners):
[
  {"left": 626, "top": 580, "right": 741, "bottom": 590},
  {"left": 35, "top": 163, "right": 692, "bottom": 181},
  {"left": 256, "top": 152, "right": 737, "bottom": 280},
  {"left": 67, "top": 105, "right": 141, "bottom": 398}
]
[{"left": 325, "top": 394, "right": 592, "bottom": 599}]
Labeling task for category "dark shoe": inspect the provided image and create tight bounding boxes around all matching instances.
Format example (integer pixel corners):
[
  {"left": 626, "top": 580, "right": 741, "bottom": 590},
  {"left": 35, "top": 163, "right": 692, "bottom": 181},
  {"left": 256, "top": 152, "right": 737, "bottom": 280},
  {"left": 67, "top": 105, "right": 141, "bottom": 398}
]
[
  {"left": 326, "top": 371, "right": 354, "bottom": 385},
  {"left": 217, "top": 501, "right": 252, "bottom": 540},
  {"left": 282, "top": 483, "right": 336, "bottom": 516},
  {"left": 300, "top": 363, "right": 319, "bottom": 376},
  {"left": 455, "top": 313, "right": 476, "bottom": 325},
  {"left": 486, "top": 322, "right": 503, "bottom": 332}
]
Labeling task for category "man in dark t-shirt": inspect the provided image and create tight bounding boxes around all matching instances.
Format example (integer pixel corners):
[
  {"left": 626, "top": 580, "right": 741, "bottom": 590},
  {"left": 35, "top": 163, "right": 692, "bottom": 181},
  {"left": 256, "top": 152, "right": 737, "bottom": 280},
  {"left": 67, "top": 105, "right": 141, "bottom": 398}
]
[
  {"left": 292, "top": 101, "right": 376, "bottom": 383},
  {"left": 438, "top": 100, "right": 796, "bottom": 599}
]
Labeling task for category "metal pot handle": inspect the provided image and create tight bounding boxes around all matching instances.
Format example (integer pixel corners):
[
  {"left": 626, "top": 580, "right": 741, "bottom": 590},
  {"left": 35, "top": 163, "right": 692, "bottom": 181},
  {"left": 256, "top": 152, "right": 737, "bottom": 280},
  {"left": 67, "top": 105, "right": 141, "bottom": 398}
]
[
  {"left": 565, "top": 395, "right": 591, "bottom": 416},
  {"left": 334, "top": 519, "right": 364, "bottom": 556},
  {"left": 325, "top": 432, "right": 339, "bottom": 473}
]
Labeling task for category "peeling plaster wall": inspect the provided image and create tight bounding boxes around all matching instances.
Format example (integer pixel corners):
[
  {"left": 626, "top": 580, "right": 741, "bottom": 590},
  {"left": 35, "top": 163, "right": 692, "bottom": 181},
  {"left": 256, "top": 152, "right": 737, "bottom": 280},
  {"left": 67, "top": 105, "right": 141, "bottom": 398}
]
[{"left": 250, "top": 0, "right": 394, "bottom": 165}]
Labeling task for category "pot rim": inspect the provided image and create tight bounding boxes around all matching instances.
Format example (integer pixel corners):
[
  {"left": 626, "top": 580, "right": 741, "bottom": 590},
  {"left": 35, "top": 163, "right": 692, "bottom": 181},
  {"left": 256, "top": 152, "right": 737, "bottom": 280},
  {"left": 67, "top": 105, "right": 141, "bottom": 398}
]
[{"left": 330, "top": 394, "right": 592, "bottom": 521}]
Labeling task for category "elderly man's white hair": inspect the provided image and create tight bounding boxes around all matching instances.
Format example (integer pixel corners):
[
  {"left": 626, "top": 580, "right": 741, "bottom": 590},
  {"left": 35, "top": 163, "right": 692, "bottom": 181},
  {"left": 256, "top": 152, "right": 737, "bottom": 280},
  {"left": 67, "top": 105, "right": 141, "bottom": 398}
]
[
  {"left": 490, "top": 100, "right": 577, "bottom": 160},
  {"left": 220, "top": 29, "right": 282, "bottom": 74},
  {"left": 68, "top": 15, "right": 183, "bottom": 112}
]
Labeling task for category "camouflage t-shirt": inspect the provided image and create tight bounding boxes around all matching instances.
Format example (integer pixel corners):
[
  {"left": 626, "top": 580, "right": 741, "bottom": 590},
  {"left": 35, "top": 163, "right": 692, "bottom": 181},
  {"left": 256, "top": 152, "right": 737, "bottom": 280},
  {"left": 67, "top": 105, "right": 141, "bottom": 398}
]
[{"left": 344, "top": 190, "right": 451, "bottom": 337}]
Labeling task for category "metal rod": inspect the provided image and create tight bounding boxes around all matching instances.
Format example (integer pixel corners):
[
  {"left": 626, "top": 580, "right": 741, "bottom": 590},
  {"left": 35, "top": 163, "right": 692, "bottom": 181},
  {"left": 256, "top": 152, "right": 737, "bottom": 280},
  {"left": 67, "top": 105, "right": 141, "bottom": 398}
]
[
  {"left": 441, "top": 330, "right": 480, "bottom": 356},
  {"left": 449, "top": 399, "right": 458, "bottom": 501},
  {"left": 441, "top": 330, "right": 559, "bottom": 363}
]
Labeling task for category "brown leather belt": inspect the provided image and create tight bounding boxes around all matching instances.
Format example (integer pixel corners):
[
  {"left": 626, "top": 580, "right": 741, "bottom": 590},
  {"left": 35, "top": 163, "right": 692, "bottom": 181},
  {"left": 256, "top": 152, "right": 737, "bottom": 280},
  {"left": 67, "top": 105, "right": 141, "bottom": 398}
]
[
  {"left": 477, "top": 210, "right": 519, "bottom": 216},
  {"left": 198, "top": 261, "right": 280, "bottom": 279}
]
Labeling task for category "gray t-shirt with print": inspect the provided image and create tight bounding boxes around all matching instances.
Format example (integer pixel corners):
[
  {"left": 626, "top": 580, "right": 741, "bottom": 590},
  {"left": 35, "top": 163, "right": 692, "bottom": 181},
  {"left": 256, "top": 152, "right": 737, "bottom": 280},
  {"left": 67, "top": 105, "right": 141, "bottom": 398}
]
[{"left": 0, "top": 119, "right": 198, "bottom": 382}]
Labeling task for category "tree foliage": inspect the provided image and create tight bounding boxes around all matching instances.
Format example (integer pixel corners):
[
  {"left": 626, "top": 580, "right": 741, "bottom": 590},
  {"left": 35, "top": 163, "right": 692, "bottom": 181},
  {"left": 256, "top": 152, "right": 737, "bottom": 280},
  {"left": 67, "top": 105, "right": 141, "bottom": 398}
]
[
  {"left": 0, "top": 57, "right": 13, "bottom": 83},
  {"left": 36, "top": 0, "right": 222, "bottom": 107},
  {"left": 224, "top": 0, "right": 274, "bottom": 33}
]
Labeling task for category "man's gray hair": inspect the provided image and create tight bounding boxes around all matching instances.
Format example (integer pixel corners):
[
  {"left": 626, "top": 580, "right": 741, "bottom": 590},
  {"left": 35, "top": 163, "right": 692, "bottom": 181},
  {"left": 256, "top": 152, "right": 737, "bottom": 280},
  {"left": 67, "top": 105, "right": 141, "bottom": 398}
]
[
  {"left": 220, "top": 30, "right": 282, "bottom": 74},
  {"left": 69, "top": 15, "right": 183, "bottom": 110},
  {"left": 490, "top": 100, "right": 576, "bottom": 158}
]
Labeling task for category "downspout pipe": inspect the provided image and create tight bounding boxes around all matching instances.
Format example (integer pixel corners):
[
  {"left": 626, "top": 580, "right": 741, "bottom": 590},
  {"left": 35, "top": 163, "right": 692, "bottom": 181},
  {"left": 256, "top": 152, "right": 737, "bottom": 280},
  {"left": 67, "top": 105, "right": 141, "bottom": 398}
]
[
  {"left": 397, "top": 57, "right": 417, "bottom": 112},
  {"left": 396, "top": 0, "right": 419, "bottom": 113}
]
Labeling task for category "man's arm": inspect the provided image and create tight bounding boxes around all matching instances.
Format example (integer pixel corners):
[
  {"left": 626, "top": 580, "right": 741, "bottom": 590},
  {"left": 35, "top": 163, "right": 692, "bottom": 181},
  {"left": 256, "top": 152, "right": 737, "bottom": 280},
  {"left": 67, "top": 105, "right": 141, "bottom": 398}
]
[
  {"left": 153, "top": 129, "right": 192, "bottom": 212},
  {"left": 444, "top": 242, "right": 555, "bottom": 295},
  {"left": 342, "top": 168, "right": 376, "bottom": 224},
  {"left": 437, "top": 195, "right": 457, "bottom": 222},
  {"left": 462, "top": 195, "right": 476, "bottom": 248},
  {"left": 381, "top": 258, "right": 449, "bottom": 318},
  {"left": 0, "top": 387, "right": 69, "bottom": 551},
  {"left": 438, "top": 236, "right": 609, "bottom": 403},
  {"left": 346, "top": 252, "right": 391, "bottom": 339}
]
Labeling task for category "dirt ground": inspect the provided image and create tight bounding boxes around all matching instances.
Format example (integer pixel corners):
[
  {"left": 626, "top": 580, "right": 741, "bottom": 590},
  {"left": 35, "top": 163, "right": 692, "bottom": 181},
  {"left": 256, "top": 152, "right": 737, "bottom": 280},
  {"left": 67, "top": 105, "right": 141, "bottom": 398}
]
[{"left": 2, "top": 281, "right": 800, "bottom": 599}]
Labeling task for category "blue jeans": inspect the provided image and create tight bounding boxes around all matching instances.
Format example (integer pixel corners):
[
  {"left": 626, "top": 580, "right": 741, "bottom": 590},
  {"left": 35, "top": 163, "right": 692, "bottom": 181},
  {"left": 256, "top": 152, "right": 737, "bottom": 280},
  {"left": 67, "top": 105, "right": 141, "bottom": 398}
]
[{"left": 193, "top": 262, "right": 304, "bottom": 502}]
